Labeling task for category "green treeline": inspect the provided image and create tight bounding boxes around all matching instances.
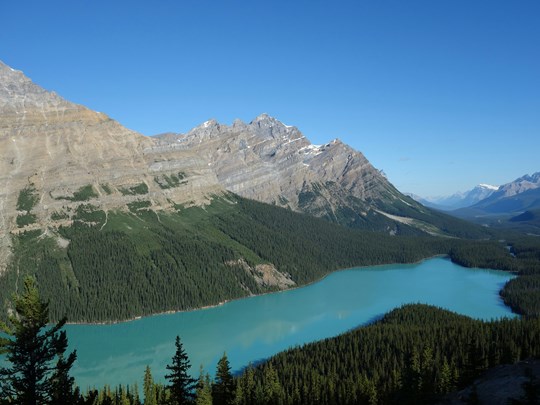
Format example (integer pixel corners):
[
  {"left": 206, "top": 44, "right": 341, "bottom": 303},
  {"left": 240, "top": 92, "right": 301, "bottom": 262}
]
[
  {"left": 237, "top": 304, "right": 540, "bottom": 405},
  {"left": 2, "top": 275, "right": 540, "bottom": 404},
  {"left": 500, "top": 237, "right": 540, "bottom": 317},
  {"left": 15, "top": 304, "right": 536, "bottom": 405},
  {"left": 1, "top": 195, "right": 538, "bottom": 323}
]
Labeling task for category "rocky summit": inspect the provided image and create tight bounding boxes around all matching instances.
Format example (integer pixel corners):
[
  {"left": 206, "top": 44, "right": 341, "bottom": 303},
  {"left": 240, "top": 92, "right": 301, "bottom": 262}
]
[
  {"left": 0, "top": 60, "right": 444, "bottom": 271},
  {"left": 153, "top": 112, "right": 407, "bottom": 220}
]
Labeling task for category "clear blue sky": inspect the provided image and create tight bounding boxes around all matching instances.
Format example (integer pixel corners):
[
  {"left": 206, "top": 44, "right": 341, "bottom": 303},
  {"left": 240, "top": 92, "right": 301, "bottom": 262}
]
[{"left": 2, "top": 0, "right": 539, "bottom": 197}]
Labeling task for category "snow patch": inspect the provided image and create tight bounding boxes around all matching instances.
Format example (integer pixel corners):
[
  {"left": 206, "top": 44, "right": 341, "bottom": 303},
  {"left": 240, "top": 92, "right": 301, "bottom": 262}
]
[
  {"left": 479, "top": 183, "right": 498, "bottom": 190},
  {"left": 282, "top": 136, "right": 305, "bottom": 146},
  {"left": 299, "top": 144, "right": 323, "bottom": 156}
]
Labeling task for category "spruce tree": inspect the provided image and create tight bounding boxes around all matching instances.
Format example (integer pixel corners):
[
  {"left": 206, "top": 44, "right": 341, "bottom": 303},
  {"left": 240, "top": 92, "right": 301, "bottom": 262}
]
[
  {"left": 49, "top": 339, "right": 78, "bottom": 405},
  {"left": 0, "top": 276, "right": 77, "bottom": 405},
  {"left": 165, "top": 336, "right": 196, "bottom": 405},
  {"left": 261, "top": 364, "right": 284, "bottom": 405},
  {"left": 212, "top": 353, "right": 235, "bottom": 405},
  {"left": 195, "top": 365, "right": 213, "bottom": 405},
  {"left": 143, "top": 365, "right": 157, "bottom": 405}
]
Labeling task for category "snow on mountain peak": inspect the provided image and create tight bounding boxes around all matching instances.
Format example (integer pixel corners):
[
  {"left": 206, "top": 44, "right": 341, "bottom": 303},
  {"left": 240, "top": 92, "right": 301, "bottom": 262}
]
[{"left": 478, "top": 184, "right": 498, "bottom": 190}]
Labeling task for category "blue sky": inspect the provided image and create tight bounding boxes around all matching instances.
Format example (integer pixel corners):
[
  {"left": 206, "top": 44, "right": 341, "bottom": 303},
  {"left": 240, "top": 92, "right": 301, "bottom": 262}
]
[{"left": 2, "top": 1, "right": 539, "bottom": 197}]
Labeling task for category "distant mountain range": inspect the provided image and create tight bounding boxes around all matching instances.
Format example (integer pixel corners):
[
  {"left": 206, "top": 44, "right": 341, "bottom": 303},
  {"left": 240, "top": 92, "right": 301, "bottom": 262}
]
[
  {"left": 451, "top": 172, "right": 540, "bottom": 227},
  {"left": 408, "top": 184, "right": 499, "bottom": 211},
  {"left": 452, "top": 172, "right": 540, "bottom": 220}
]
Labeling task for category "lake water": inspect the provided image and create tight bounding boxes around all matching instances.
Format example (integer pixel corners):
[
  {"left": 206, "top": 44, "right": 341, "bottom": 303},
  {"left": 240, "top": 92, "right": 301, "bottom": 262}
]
[{"left": 65, "top": 257, "right": 516, "bottom": 389}]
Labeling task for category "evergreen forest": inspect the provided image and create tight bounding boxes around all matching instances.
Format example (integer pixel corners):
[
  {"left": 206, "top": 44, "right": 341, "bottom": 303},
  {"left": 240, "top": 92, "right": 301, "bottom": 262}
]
[
  {"left": 2, "top": 280, "right": 539, "bottom": 404},
  {"left": 1, "top": 195, "right": 539, "bottom": 323},
  {"left": 1, "top": 195, "right": 540, "bottom": 404}
]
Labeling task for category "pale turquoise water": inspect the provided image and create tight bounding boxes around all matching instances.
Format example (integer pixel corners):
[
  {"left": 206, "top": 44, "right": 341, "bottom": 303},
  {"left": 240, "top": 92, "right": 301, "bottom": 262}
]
[{"left": 65, "top": 257, "right": 516, "bottom": 389}]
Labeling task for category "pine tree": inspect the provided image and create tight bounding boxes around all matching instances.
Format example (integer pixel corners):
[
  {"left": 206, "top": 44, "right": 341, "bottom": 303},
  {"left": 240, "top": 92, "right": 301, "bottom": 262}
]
[
  {"left": 212, "top": 353, "right": 235, "bottom": 405},
  {"left": 49, "top": 338, "right": 78, "bottom": 404},
  {"left": 0, "top": 276, "right": 77, "bottom": 405},
  {"left": 437, "top": 357, "right": 452, "bottom": 394},
  {"left": 165, "top": 336, "right": 196, "bottom": 405},
  {"left": 262, "top": 364, "right": 284, "bottom": 405},
  {"left": 234, "top": 364, "right": 255, "bottom": 405},
  {"left": 143, "top": 365, "right": 157, "bottom": 405},
  {"left": 195, "top": 365, "right": 213, "bottom": 405}
]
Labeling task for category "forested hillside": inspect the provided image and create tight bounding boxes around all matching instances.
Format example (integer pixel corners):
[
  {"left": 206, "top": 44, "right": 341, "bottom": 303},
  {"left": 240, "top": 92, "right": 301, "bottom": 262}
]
[
  {"left": 237, "top": 304, "right": 540, "bottom": 405},
  {"left": 1, "top": 194, "right": 535, "bottom": 323}
]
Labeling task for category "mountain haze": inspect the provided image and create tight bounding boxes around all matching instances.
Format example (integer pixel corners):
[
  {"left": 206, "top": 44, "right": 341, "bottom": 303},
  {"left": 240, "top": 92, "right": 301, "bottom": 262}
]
[
  {"left": 453, "top": 172, "right": 540, "bottom": 219},
  {"left": 411, "top": 184, "right": 498, "bottom": 211}
]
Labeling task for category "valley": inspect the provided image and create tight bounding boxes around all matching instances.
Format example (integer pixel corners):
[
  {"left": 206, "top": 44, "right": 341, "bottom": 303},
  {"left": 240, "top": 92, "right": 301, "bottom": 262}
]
[
  {"left": 1, "top": 57, "right": 539, "bottom": 404},
  {"left": 65, "top": 257, "right": 515, "bottom": 389}
]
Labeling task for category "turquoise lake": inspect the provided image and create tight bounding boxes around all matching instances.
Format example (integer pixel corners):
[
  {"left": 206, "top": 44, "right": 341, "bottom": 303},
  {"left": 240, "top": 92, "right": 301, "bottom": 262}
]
[{"left": 65, "top": 257, "right": 516, "bottom": 389}]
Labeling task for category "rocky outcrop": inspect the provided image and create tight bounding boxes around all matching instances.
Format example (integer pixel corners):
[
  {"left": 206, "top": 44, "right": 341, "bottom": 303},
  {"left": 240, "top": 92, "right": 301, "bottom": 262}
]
[
  {"left": 226, "top": 259, "right": 296, "bottom": 291},
  {"left": 440, "top": 359, "right": 540, "bottom": 404}
]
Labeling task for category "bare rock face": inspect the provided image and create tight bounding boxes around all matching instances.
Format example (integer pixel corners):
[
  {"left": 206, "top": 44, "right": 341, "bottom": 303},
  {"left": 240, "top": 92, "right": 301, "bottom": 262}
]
[
  {"left": 155, "top": 113, "right": 402, "bottom": 219},
  {"left": 0, "top": 59, "right": 418, "bottom": 272},
  {"left": 0, "top": 61, "right": 222, "bottom": 271},
  {"left": 226, "top": 259, "right": 296, "bottom": 291}
]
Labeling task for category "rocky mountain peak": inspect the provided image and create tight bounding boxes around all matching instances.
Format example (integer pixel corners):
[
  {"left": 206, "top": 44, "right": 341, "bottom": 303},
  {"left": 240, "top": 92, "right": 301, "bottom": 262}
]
[
  {"left": 496, "top": 172, "right": 540, "bottom": 197},
  {"left": 232, "top": 118, "right": 247, "bottom": 129},
  {"left": 518, "top": 172, "right": 540, "bottom": 184},
  {"left": 248, "top": 113, "right": 295, "bottom": 139},
  {"left": 0, "top": 60, "right": 70, "bottom": 112},
  {"left": 182, "top": 118, "right": 224, "bottom": 141}
]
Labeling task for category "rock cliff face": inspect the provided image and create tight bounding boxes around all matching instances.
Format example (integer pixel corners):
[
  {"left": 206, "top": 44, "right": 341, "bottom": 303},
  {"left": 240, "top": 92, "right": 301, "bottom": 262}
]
[
  {"left": 0, "top": 60, "right": 429, "bottom": 271},
  {"left": 155, "top": 113, "right": 404, "bottom": 220},
  {"left": 0, "top": 61, "right": 221, "bottom": 271}
]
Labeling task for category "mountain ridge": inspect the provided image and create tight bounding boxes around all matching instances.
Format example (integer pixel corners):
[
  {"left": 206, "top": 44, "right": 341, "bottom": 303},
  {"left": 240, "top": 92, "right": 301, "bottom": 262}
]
[
  {"left": 410, "top": 184, "right": 499, "bottom": 211},
  {"left": 453, "top": 172, "right": 540, "bottom": 219},
  {"left": 0, "top": 59, "right": 497, "bottom": 324},
  {"left": 0, "top": 59, "right": 489, "bottom": 275}
]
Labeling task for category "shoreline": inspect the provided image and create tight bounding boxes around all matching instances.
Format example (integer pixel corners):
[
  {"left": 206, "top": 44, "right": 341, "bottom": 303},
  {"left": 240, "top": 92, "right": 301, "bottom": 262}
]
[{"left": 66, "top": 253, "right": 460, "bottom": 326}]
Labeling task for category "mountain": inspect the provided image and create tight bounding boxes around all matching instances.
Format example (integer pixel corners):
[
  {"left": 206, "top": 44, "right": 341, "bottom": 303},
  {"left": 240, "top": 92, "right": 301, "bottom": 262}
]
[
  {"left": 453, "top": 173, "right": 540, "bottom": 219},
  {"left": 0, "top": 59, "right": 485, "bottom": 249},
  {"left": 0, "top": 60, "right": 222, "bottom": 273},
  {"left": 412, "top": 184, "right": 499, "bottom": 211},
  {"left": 153, "top": 114, "right": 436, "bottom": 232},
  {"left": 508, "top": 209, "right": 540, "bottom": 233},
  {"left": 0, "top": 60, "right": 491, "bottom": 321}
]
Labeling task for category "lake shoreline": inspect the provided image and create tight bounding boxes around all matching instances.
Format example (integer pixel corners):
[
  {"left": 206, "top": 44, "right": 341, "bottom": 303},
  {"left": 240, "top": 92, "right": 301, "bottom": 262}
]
[
  {"left": 65, "top": 253, "right": 474, "bottom": 326},
  {"left": 65, "top": 256, "right": 517, "bottom": 389}
]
